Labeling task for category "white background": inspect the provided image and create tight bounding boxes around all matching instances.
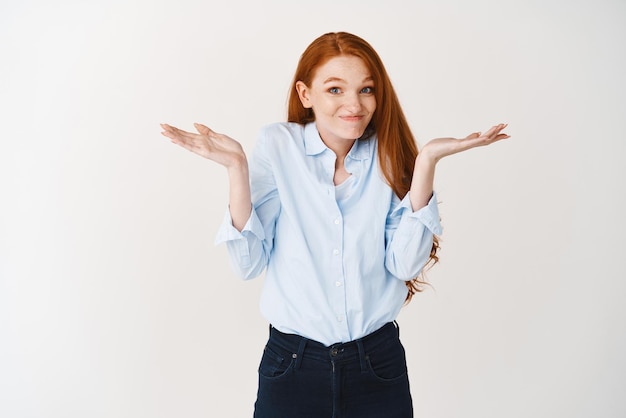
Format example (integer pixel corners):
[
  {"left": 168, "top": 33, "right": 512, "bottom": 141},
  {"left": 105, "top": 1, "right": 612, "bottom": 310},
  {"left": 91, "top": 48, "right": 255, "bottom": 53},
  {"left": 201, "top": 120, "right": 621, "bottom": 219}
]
[{"left": 1, "top": 0, "right": 625, "bottom": 417}]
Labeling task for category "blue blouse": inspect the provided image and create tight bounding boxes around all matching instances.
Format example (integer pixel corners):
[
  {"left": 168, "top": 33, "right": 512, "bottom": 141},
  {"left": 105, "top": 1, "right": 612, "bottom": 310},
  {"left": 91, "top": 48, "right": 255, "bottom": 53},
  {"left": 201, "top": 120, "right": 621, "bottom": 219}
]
[{"left": 216, "top": 122, "right": 442, "bottom": 346}]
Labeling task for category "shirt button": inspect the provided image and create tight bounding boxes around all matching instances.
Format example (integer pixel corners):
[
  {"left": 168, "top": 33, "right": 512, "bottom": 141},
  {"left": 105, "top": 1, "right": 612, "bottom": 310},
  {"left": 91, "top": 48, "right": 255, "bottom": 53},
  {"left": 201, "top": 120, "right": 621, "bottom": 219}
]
[
  {"left": 334, "top": 218, "right": 340, "bottom": 225},
  {"left": 333, "top": 249, "right": 339, "bottom": 255},
  {"left": 335, "top": 281, "right": 342, "bottom": 287},
  {"left": 337, "top": 315, "right": 343, "bottom": 322}
]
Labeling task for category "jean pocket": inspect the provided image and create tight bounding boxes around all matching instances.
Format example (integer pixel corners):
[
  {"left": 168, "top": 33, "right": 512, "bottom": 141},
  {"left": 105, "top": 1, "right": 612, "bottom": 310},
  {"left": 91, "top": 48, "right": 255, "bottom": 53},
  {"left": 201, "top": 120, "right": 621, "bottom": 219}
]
[
  {"left": 365, "top": 343, "right": 408, "bottom": 384},
  {"left": 258, "top": 344, "right": 295, "bottom": 379}
]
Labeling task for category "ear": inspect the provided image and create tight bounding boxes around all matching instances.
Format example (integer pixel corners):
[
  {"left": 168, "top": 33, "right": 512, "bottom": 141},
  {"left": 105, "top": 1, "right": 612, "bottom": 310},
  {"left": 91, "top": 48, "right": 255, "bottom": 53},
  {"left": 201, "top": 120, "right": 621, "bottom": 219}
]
[{"left": 295, "top": 81, "right": 313, "bottom": 109}]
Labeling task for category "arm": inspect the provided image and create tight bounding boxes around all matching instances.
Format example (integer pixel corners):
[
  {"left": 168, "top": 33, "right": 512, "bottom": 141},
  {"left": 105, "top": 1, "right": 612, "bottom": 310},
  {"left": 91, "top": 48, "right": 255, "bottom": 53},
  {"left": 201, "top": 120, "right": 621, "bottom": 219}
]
[
  {"left": 384, "top": 123, "right": 510, "bottom": 279},
  {"left": 410, "top": 123, "right": 510, "bottom": 211},
  {"left": 384, "top": 193, "right": 442, "bottom": 280},
  {"left": 160, "top": 123, "right": 251, "bottom": 230}
]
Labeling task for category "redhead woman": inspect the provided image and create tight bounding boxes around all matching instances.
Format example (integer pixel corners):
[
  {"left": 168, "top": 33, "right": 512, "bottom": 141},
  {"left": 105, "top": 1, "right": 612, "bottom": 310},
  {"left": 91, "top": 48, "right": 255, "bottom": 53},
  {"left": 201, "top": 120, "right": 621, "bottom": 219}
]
[{"left": 160, "top": 32, "right": 509, "bottom": 418}]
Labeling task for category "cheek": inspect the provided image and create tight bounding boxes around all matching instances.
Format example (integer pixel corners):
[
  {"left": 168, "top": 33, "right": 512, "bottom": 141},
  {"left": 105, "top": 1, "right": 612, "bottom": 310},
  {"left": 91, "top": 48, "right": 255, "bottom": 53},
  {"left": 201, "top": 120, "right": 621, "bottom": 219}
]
[{"left": 320, "top": 100, "right": 342, "bottom": 115}]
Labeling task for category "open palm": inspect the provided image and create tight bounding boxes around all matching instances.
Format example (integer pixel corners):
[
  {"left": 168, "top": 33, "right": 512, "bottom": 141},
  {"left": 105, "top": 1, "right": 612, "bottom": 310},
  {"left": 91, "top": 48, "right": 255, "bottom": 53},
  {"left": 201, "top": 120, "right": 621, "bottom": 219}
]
[
  {"left": 160, "top": 123, "right": 246, "bottom": 168},
  {"left": 421, "top": 123, "right": 510, "bottom": 163}
]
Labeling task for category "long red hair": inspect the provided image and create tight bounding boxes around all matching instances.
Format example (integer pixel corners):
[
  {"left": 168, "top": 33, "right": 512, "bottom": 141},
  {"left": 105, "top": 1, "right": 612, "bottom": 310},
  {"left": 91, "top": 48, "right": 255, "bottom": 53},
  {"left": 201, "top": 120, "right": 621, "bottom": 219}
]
[{"left": 287, "top": 32, "right": 440, "bottom": 302}]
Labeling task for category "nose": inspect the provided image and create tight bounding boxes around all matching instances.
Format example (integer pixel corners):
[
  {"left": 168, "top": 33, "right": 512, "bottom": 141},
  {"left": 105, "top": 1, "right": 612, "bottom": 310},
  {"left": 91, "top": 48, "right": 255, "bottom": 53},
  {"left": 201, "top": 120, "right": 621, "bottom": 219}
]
[{"left": 343, "top": 92, "right": 363, "bottom": 113}]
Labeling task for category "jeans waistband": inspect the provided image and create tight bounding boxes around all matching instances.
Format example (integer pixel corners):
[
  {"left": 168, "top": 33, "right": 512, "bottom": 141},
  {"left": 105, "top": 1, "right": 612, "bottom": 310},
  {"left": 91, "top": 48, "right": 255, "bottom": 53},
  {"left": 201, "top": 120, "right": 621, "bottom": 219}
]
[{"left": 268, "top": 322, "right": 400, "bottom": 371}]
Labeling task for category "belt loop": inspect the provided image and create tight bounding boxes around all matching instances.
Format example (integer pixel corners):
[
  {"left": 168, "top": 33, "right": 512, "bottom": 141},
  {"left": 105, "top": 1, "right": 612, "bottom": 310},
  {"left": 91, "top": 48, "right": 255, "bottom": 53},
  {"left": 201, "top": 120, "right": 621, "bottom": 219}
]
[
  {"left": 294, "top": 337, "right": 307, "bottom": 370},
  {"left": 393, "top": 320, "right": 400, "bottom": 337},
  {"left": 356, "top": 339, "right": 367, "bottom": 373}
]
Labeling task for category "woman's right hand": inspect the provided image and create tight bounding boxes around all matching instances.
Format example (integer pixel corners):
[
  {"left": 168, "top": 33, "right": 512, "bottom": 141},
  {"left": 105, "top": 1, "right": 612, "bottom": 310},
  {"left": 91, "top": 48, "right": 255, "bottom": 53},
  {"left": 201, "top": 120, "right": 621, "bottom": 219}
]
[
  {"left": 160, "top": 123, "right": 247, "bottom": 168},
  {"left": 161, "top": 122, "right": 252, "bottom": 230}
]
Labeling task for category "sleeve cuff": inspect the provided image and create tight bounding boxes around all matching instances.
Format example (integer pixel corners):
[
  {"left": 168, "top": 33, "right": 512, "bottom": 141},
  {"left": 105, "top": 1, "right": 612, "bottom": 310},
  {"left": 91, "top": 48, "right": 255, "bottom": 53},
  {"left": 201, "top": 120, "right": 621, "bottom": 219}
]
[
  {"left": 214, "top": 206, "right": 266, "bottom": 245},
  {"left": 393, "top": 192, "right": 443, "bottom": 235}
]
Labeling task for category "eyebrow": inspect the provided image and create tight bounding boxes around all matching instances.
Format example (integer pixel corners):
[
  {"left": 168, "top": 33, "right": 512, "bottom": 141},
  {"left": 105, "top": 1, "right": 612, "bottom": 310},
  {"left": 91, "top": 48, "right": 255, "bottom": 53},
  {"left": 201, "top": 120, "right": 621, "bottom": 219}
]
[{"left": 323, "top": 76, "right": 374, "bottom": 84}]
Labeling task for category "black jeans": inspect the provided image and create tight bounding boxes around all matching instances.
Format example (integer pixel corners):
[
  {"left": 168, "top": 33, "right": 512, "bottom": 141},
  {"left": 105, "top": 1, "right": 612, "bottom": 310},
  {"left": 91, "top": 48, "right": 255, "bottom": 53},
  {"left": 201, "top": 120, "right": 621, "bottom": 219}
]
[{"left": 254, "top": 322, "right": 413, "bottom": 418}]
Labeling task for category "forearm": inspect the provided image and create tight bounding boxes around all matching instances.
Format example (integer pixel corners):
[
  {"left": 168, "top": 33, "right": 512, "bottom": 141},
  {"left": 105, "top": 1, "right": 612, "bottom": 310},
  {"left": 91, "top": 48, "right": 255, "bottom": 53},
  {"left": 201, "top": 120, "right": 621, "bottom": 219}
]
[
  {"left": 409, "top": 153, "right": 437, "bottom": 211},
  {"left": 408, "top": 123, "right": 510, "bottom": 211},
  {"left": 227, "top": 157, "right": 252, "bottom": 231}
]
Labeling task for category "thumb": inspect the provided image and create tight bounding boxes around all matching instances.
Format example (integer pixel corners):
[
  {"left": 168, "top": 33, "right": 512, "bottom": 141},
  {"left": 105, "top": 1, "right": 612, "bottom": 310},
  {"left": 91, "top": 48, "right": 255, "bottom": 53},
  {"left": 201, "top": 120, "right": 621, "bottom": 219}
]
[
  {"left": 194, "top": 123, "right": 212, "bottom": 136},
  {"left": 465, "top": 132, "right": 481, "bottom": 139}
]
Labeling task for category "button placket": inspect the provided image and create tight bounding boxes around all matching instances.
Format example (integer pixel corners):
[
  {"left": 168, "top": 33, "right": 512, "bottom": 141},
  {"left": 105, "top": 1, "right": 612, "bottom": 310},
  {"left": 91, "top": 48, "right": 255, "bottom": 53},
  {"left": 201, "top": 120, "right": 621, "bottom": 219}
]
[{"left": 328, "top": 190, "right": 349, "bottom": 340}]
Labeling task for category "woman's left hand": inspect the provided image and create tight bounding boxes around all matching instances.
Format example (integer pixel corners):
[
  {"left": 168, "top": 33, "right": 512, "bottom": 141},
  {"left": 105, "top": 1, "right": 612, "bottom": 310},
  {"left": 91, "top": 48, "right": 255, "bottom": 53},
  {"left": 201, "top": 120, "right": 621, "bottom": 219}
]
[
  {"left": 420, "top": 123, "right": 510, "bottom": 164},
  {"left": 409, "top": 123, "right": 510, "bottom": 211}
]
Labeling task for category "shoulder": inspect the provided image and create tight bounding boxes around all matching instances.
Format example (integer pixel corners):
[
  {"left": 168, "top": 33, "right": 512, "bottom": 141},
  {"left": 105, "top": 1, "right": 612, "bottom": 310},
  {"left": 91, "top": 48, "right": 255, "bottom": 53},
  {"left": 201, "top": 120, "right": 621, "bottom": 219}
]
[
  {"left": 257, "top": 122, "right": 306, "bottom": 144},
  {"left": 254, "top": 122, "right": 308, "bottom": 159}
]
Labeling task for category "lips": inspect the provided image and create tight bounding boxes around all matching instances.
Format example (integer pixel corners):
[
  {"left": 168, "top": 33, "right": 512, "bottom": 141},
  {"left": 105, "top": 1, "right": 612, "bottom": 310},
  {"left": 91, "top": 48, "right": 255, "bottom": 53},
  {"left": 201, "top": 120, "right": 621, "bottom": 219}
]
[{"left": 339, "top": 115, "right": 364, "bottom": 122}]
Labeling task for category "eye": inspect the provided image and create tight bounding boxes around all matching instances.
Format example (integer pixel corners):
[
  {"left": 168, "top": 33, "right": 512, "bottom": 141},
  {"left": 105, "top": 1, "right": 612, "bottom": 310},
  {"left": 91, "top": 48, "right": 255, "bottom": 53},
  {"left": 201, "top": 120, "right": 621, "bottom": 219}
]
[
  {"left": 328, "top": 87, "right": 341, "bottom": 94},
  {"left": 360, "top": 86, "right": 374, "bottom": 94}
]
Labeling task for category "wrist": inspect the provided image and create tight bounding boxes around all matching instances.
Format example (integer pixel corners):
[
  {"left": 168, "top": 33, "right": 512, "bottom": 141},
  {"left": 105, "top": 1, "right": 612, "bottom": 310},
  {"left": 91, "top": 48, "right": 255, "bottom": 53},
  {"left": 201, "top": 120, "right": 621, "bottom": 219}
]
[
  {"left": 415, "top": 150, "right": 437, "bottom": 169},
  {"left": 226, "top": 153, "right": 248, "bottom": 172}
]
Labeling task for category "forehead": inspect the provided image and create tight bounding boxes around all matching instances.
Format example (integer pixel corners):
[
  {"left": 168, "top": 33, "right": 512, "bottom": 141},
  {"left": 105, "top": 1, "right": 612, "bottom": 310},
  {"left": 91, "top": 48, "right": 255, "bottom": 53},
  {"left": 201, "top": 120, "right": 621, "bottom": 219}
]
[{"left": 311, "top": 55, "right": 372, "bottom": 83}]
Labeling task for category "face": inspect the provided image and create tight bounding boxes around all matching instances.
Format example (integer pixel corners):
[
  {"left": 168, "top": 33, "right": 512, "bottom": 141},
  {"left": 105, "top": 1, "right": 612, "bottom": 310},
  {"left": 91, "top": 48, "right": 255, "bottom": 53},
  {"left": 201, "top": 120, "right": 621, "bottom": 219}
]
[{"left": 296, "top": 55, "right": 376, "bottom": 150}]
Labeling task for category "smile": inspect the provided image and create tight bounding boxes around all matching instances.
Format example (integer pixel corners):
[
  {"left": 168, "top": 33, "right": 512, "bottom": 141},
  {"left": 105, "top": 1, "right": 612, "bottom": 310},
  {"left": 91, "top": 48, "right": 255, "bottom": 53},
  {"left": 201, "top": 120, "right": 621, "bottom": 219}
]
[{"left": 339, "top": 115, "right": 364, "bottom": 122}]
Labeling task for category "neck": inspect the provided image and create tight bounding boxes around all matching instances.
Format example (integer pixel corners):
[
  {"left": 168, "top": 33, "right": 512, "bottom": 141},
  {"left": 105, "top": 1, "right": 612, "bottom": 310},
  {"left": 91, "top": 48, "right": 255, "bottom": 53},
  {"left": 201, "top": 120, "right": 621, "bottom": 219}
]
[
  {"left": 326, "top": 139, "right": 355, "bottom": 186},
  {"left": 320, "top": 136, "right": 356, "bottom": 162}
]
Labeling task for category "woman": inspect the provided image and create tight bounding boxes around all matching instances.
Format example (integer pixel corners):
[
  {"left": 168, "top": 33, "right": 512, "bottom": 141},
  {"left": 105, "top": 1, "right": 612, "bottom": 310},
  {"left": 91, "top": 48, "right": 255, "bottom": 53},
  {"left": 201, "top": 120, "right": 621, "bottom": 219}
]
[{"left": 161, "top": 32, "right": 508, "bottom": 418}]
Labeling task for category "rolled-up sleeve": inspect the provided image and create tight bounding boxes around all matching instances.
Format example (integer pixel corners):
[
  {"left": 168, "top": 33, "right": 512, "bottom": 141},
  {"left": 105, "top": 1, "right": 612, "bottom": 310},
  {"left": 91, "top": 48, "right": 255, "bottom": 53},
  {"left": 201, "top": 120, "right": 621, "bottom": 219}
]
[
  {"left": 213, "top": 128, "right": 280, "bottom": 280},
  {"left": 384, "top": 192, "right": 442, "bottom": 280},
  {"left": 214, "top": 206, "right": 269, "bottom": 279}
]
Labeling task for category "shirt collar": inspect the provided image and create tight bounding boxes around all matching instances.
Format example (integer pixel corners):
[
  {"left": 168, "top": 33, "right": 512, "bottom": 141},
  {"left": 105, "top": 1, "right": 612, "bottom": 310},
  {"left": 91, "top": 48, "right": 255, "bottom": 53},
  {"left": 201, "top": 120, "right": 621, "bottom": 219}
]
[
  {"left": 304, "top": 122, "right": 326, "bottom": 156},
  {"left": 304, "top": 122, "right": 372, "bottom": 161}
]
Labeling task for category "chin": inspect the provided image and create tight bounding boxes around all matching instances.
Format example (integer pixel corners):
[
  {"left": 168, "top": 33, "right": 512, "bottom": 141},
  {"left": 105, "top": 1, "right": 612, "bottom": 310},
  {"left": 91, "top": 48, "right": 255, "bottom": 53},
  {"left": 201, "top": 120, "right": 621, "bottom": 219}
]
[
  {"left": 340, "top": 127, "right": 367, "bottom": 140},
  {"left": 354, "top": 129, "right": 369, "bottom": 140}
]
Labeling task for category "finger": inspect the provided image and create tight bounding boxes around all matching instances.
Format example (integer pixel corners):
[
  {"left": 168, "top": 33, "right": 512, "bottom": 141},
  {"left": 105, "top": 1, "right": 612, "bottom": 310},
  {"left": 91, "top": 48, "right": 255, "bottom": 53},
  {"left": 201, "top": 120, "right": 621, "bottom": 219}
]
[
  {"left": 167, "top": 125, "right": 192, "bottom": 136},
  {"left": 160, "top": 123, "right": 174, "bottom": 135},
  {"left": 491, "top": 123, "right": 509, "bottom": 139},
  {"left": 160, "top": 123, "right": 184, "bottom": 133},
  {"left": 160, "top": 126, "right": 178, "bottom": 141},
  {"left": 494, "top": 123, "right": 508, "bottom": 132},
  {"left": 481, "top": 125, "right": 502, "bottom": 138},
  {"left": 494, "top": 123, "right": 507, "bottom": 134},
  {"left": 484, "top": 124, "right": 509, "bottom": 140},
  {"left": 194, "top": 123, "right": 213, "bottom": 136},
  {"left": 169, "top": 125, "right": 200, "bottom": 141},
  {"left": 164, "top": 130, "right": 200, "bottom": 148}
]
